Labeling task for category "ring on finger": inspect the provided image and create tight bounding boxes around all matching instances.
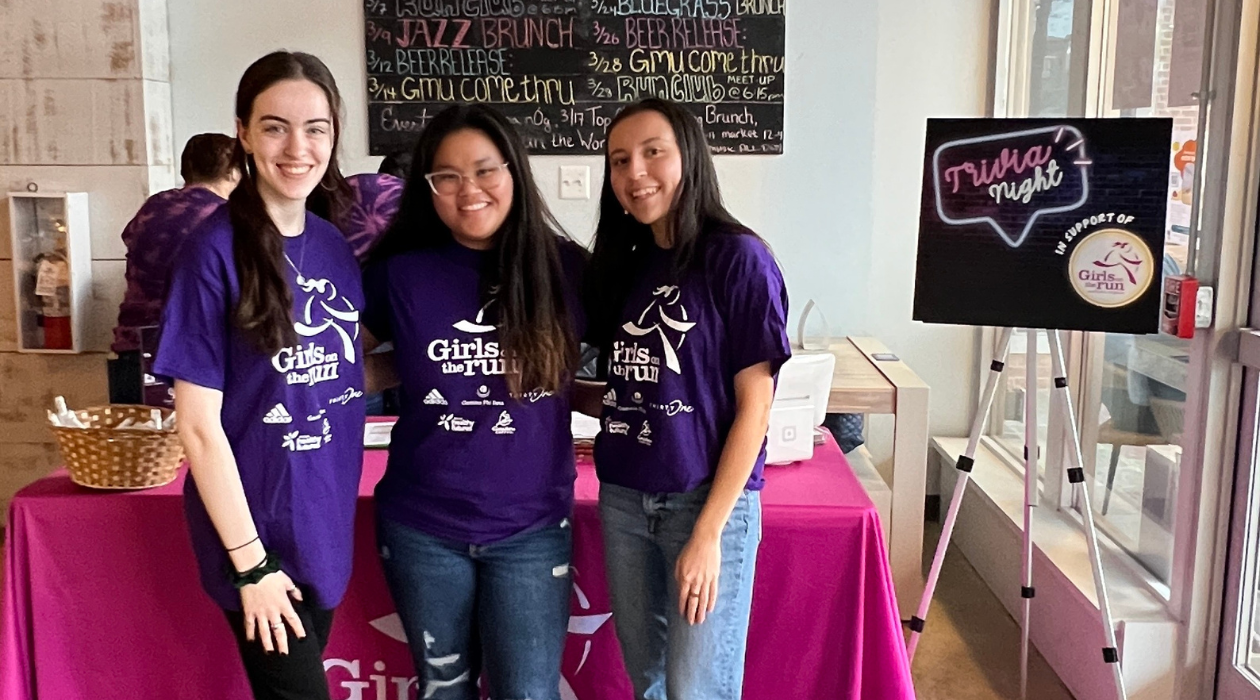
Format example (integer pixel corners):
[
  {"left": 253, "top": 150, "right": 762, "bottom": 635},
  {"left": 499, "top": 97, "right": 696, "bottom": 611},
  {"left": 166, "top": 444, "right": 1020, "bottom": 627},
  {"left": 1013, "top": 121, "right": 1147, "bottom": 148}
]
[{"left": 270, "top": 621, "right": 285, "bottom": 630}]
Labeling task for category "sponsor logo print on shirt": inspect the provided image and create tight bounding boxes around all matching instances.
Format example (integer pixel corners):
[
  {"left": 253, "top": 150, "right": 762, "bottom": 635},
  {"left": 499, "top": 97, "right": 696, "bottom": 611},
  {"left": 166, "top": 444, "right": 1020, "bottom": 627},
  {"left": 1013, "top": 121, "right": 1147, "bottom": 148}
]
[
  {"left": 424, "top": 389, "right": 448, "bottom": 406},
  {"left": 613, "top": 285, "right": 696, "bottom": 384},
  {"left": 307, "top": 409, "right": 326, "bottom": 422},
  {"left": 602, "top": 389, "right": 617, "bottom": 407},
  {"left": 328, "top": 387, "right": 363, "bottom": 406},
  {"left": 438, "top": 414, "right": 475, "bottom": 432},
  {"left": 517, "top": 388, "right": 554, "bottom": 403},
  {"left": 477, "top": 385, "right": 491, "bottom": 398},
  {"left": 651, "top": 400, "right": 696, "bottom": 417},
  {"left": 491, "top": 411, "right": 516, "bottom": 435},
  {"left": 606, "top": 419, "right": 630, "bottom": 435},
  {"left": 632, "top": 391, "right": 643, "bottom": 404},
  {"left": 638, "top": 420, "right": 653, "bottom": 446},
  {"left": 282, "top": 430, "right": 325, "bottom": 452},
  {"left": 263, "top": 403, "right": 292, "bottom": 424}
]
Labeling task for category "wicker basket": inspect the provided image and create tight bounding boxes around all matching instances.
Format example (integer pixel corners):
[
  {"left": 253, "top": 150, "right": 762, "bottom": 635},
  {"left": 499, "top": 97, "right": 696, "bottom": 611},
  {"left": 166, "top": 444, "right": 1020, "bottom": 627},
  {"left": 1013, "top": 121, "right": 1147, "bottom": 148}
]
[{"left": 49, "top": 404, "right": 184, "bottom": 490}]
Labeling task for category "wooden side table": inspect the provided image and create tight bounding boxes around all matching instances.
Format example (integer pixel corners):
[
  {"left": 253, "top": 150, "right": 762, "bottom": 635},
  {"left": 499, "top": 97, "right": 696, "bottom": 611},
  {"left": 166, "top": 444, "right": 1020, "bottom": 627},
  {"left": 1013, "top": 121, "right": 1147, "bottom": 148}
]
[{"left": 824, "top": 337, "right": 930, "bottom": 619}]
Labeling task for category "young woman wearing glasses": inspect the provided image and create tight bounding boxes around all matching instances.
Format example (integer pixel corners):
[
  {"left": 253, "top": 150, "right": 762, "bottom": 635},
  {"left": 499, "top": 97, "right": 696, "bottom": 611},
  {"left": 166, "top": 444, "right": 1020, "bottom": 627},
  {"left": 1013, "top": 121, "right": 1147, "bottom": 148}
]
[
  {"left": 583, "top": 97, "right": 791, "bottom": 700},
  {"left": 360, "top": 104, "right": 585, "bottom": 700}
]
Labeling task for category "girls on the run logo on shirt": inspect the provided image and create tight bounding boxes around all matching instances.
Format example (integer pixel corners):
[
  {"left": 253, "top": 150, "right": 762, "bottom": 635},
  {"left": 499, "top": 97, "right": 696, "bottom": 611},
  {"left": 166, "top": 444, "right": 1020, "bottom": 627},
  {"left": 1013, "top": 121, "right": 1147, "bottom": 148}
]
[
  {"left": 610, "top": 340, "right": 660, "bottom": 383},
  {"left": 618, "top": 285, "right": 696, "bottom": 377},
  {"left": 427, "top": 336, "right": 507, "bottom": 377},
  {"left": 273, "top": 342, "right": 342, "bottom": 387}
]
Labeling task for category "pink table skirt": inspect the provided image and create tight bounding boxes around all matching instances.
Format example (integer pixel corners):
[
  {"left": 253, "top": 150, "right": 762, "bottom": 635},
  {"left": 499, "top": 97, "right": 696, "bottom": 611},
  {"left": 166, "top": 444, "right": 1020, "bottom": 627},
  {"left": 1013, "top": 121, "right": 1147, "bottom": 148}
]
[{"left": 1, "top": 433, "right": 914, "bottom": 700}]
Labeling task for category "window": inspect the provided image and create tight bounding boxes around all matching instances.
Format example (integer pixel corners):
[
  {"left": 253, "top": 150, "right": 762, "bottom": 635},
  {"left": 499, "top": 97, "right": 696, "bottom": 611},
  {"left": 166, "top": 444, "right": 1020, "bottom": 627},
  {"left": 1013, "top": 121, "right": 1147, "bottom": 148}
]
[{"left": 989, "top": 0, "right": 1210, "bottom": 594}]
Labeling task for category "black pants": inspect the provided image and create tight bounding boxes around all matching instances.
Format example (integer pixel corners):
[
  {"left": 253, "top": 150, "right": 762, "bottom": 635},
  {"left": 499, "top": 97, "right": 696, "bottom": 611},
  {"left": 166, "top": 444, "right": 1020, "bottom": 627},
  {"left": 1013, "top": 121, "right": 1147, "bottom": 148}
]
[
  {"left": 107, "top": 351, "right": 143, "bottom": 404},
  {"left": 223, "top": 596, "right": 335, "bottom": 700}
]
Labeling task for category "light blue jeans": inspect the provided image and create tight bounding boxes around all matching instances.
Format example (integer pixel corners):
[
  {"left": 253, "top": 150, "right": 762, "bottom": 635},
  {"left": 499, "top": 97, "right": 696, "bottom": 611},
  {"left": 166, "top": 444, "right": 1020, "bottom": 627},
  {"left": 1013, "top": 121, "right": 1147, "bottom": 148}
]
[{"left": 598, "top": 482, "right": 762, "bottom": 700}]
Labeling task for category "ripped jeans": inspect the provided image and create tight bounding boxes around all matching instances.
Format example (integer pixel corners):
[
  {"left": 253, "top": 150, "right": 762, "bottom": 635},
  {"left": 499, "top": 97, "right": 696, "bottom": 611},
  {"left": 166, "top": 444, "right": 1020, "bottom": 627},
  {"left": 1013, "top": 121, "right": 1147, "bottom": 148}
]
[{"left": 376, "top": 516, "right": 572, "bottom": 700}]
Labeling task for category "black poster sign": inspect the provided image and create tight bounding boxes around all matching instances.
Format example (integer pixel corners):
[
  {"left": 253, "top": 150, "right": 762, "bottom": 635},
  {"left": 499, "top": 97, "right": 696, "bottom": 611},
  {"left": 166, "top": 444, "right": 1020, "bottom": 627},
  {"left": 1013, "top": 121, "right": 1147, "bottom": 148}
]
[
  {"left": 363, "top": 0, "right": 786, "bottom": 156},
  {"left": 913, "top": 118, "right": 1173, "bottom": 334}
]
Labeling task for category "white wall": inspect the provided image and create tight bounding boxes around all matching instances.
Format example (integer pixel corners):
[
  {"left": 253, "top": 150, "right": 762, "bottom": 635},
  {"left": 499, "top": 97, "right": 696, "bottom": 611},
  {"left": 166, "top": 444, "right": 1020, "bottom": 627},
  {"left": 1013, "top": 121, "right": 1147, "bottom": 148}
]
[
  {"left": 168, "top": 0, "right": 991, "bottom": 446},
  {"left": 866, "top": 2, "right": 992, "bottom": 446}
]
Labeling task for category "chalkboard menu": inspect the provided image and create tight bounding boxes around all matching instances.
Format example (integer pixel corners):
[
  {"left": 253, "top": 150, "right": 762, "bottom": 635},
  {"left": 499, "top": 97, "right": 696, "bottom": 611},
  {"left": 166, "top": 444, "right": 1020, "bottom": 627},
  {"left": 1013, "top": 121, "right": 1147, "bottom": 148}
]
[
  {"left": 363, "top": 0, "right": 786, "bottom": 156},
  {"left": 913, "top": 118, "right": 1172, "bottom": 334}
]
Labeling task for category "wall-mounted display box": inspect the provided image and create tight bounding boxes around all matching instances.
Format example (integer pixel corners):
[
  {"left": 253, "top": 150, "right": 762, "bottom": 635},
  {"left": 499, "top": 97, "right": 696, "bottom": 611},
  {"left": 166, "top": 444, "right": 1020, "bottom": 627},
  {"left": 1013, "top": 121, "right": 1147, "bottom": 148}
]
[{"left": 8, "top": 192, "right": 91, "bottom": 353}]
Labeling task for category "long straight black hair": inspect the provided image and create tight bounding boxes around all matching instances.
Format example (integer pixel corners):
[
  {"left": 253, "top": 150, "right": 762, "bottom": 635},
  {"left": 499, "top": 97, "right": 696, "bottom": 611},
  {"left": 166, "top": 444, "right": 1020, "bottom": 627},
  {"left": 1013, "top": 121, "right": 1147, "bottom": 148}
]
[
  {"left": 585, "top": 98, "right": 756, "bottom": 349},
  {"left": 229, "top": 51, "right": 351, "bottom": 355},
  {"left": 369, "top": 104, "right": 578, "bottom": 395}
]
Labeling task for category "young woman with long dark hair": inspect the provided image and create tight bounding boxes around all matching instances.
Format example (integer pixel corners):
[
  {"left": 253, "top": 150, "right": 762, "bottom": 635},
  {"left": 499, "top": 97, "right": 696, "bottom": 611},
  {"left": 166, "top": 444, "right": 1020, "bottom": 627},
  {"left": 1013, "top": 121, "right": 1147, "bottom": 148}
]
[
  {"left": 154, "top": 51, "right": 365, "bottom": 700},
  {"left": 584, "top": 98, "right": 790, "bottom": 700},
  {"left": 361, "top": 104, "right": 584, "bottom": 700}
]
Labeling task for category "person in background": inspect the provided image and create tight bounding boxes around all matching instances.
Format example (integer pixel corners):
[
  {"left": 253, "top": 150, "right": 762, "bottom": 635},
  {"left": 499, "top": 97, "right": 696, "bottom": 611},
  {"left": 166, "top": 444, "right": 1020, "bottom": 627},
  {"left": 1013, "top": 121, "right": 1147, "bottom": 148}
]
[
  {"left": 378, "top": 149, "right": 412, "bottom": 179},
  {"left": 361, "top": 104, "right": 584, "bottom": 700},
  {"left": 108, "top": 133, "right": 240, "bottom": 404},
  {"left": 314, "top": 163, "right": 405, "bottom": 264},
  {"left": 582, "top": 97, "right": 790, "bottom": 700},
  {"left": 306, "top": 153, "right": 407, "bottom": 416},
  {"left": 333, "top": 163, "right": 405, "bottom": 416},
  {"left": 154, "top": 51, "right": 365, "bottom": 700}
]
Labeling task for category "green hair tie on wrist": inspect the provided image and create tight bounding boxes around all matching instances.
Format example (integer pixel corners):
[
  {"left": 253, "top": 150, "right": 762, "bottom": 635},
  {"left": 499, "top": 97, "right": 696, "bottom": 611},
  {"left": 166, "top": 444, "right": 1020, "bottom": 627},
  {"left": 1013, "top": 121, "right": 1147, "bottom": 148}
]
[{"left": 229, "top": 550, "right": 282, "bottom": 589}]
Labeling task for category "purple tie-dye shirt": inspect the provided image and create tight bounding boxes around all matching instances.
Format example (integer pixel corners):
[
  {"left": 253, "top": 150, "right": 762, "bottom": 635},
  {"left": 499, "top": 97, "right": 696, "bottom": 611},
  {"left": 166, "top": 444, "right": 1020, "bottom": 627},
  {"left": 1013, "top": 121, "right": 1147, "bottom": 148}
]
[
  {"left": 111, "top": 186, "right": 226, "bottom": 353},
  {"left": 333, "top": 173, "right": 404, "bottom": 262}
]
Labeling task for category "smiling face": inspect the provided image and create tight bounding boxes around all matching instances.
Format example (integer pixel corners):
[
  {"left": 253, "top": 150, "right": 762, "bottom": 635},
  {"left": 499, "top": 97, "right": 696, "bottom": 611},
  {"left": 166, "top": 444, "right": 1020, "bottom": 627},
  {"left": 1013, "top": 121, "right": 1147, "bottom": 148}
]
[
  {"left": 607, "top": 110, "right": 684, "bottom": 241},
  {"left": 430, "top": 128, "right": 514, "bottom": 250},
  {"left": 236, "top": 79, "right": 334, "bottom": 209}
]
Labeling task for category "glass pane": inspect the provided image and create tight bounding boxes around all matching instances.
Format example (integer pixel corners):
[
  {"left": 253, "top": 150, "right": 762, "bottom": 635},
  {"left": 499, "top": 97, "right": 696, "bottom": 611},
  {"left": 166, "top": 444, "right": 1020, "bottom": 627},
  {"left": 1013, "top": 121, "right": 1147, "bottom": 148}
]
[
  {"left": 1028, "top": 0, "right": 1084, "bottom": 116},
  {"left": 1078, "top": 0, "right": 1207, "bottom": 590},
  {"left": 1240, "top": 372, "right": 1260, "bottom": 677},
  {"left": 982, "top": 0, "right": 1087, "bottom": 469},
  {"left": 1089, "top": 334, "right": 1188, "bottom": 585},
  {"left": 993, "top": 330, "right": 1052, "bottom": 484}
]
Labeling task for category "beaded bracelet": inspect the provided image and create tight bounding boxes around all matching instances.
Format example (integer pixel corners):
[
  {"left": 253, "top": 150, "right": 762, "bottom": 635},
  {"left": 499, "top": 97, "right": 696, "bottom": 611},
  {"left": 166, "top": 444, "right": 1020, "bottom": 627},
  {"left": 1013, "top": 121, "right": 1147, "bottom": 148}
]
[{"left": 229, "top": 550, "right": 282, "bottom": 589}]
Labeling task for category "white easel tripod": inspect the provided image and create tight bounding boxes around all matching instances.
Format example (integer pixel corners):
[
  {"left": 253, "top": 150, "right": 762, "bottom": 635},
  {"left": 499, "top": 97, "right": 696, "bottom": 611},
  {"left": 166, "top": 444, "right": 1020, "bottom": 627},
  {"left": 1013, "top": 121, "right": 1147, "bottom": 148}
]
[{"left": 905, "top": 328, "right": 1127, "bottom": 700}]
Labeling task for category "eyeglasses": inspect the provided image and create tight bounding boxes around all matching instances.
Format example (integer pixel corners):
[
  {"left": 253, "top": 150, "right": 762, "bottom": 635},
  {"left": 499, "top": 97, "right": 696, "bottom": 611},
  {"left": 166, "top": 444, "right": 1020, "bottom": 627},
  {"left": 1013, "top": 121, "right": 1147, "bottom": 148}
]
[{"left": 423, "top": 162, "right": 510, "bottom": 196}]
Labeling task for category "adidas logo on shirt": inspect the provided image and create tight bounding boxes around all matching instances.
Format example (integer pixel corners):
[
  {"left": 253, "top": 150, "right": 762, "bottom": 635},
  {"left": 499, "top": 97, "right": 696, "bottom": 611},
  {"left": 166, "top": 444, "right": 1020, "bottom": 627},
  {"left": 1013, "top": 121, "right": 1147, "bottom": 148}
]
[
  {"left": 424, "top": 389, "right": 448, "bottom": 406},
  {"left": 263, "top": 403, "right": 292, "bottom": 424}
]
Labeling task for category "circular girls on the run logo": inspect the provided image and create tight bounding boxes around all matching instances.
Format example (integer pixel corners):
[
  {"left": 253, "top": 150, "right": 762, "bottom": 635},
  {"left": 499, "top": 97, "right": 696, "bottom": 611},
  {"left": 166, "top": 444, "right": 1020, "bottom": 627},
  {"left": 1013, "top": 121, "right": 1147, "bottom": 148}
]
[{"left": 1067, "top": 228, "right": 1155, "bottom": 308}]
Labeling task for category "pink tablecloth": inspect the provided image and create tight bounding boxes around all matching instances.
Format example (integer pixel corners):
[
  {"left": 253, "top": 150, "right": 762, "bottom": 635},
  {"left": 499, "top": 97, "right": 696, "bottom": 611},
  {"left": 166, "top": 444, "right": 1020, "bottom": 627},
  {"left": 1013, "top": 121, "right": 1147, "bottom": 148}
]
[{"left": 1, "top": 433, "right": 913, "bottom": 700}]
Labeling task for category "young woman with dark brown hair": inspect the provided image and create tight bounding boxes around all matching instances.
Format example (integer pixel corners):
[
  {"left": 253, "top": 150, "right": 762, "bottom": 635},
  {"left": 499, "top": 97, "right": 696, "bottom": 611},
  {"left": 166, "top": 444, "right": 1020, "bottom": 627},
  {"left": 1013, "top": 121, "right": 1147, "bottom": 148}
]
[
  {"left": 154, "top": 51, "right": 365, "bottom": 700},
  {"left": 361, "top": 104, "right": 584, "bottom": 700}
]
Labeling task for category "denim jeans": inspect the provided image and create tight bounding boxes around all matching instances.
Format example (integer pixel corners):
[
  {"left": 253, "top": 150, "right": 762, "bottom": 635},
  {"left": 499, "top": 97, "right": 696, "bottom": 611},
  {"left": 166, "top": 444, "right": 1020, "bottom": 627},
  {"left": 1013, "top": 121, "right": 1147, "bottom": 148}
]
[
  {"left": 375, "top": 516, "right": 572, "bottom": 700},
  {"left": 598, "top": 482, "right": 762, "bottom": 700}
]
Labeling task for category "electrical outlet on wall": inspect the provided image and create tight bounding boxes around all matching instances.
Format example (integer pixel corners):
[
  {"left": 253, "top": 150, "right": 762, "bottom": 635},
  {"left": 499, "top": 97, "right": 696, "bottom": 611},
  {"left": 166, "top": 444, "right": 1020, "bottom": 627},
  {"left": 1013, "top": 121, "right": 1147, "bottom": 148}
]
[{"left": 559, "top": 165, "right": 590, "bottom": 200}]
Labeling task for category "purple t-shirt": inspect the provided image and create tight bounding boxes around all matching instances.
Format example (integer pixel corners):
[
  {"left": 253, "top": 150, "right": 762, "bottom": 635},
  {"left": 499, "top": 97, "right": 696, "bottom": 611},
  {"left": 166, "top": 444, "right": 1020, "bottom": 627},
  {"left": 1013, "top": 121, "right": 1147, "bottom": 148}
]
[
  {"left": 112, "top": 186, "right": 226, "bottom": 353},
  {"left": 362, "top": 239, "right": 586, "bottom": 545},
  {"left": 333, "top": 173, "right": 404, "bottom": 262},
  {"left": 595, "top": 230, "right": 790, "bottom": 494},
  {"left": 153, "top": 209, "right": 366, "bottom": 611}
]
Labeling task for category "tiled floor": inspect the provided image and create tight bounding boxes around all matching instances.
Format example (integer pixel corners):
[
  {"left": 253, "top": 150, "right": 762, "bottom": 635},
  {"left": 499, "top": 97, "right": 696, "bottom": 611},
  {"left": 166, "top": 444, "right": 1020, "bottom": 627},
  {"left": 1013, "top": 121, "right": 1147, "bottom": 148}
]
[{"left": 911, "top": 520, "right": 1076, "bottom": 699}]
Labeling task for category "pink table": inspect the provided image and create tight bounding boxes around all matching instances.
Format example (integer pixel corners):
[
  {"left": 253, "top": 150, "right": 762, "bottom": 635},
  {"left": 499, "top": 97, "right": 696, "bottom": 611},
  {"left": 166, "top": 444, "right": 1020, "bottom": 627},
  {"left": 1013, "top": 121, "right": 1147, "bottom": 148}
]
[{"left": 1, "top": 433, "right": 914, "bottom": 700}]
